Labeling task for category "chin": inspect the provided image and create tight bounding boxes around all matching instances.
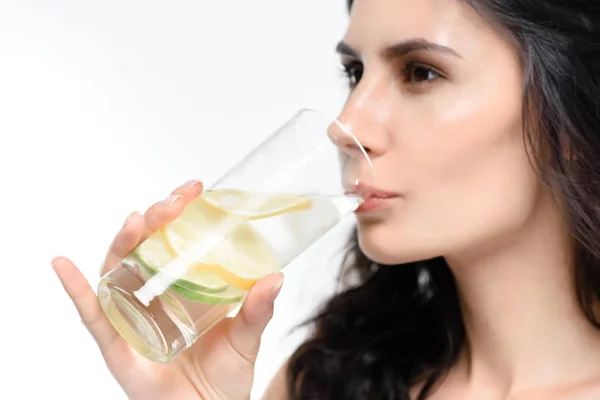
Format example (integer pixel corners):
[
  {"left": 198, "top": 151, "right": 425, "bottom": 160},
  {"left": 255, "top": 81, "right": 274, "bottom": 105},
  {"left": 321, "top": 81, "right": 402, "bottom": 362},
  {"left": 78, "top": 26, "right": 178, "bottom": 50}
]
[{"left": 356, "top": 222, "right": 439, "bottom": 266}]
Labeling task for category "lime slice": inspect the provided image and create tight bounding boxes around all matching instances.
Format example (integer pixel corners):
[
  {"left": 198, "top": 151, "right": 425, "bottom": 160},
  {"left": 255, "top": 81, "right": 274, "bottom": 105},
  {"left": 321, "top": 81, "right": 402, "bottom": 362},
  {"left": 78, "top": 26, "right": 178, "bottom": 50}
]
[
  {"left": 200, "top": 189, "right": 311, "bottom": 220},
  {"left": 135, "top": 258, "right": 243, "bottom": 306},
  {"left": 169, "top": 284, "right": 244, "bottom": 306},
  {"left": 133, "top": 233, "right": 229, "bottom": 293}
]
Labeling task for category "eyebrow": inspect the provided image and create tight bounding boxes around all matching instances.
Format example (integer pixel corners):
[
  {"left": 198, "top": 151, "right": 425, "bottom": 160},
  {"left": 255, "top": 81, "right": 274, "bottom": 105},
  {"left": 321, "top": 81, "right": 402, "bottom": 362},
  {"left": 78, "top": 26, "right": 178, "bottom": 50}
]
[{"left": 335, "top": 38, "right": 462, "bottom": 60}]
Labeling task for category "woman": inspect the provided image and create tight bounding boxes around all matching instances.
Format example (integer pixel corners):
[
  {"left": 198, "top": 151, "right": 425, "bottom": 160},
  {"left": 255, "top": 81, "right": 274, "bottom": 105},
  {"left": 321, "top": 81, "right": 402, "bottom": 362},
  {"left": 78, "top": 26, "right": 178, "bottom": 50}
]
[{"left": 53, "top": 0, "right": 600, "bottom": 398}]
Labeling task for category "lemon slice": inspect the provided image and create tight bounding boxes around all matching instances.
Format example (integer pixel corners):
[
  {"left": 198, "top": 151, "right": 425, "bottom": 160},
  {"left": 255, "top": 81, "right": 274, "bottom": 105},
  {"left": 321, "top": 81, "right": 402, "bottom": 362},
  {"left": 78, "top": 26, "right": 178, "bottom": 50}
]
[
  {"left": 161, "top": 197, "right": 281, "bottom": 291},
  {"left": 200, "top": 189, "right": 311, "bottom": 220},
  {"left": 181, "top": 263, "right": 265, "bottom": 291},
  {"left": 133, "top": 232, "right": 229, "bottom": 293},
  {"left": 163, "top": 222, "right": 280, "bottom": 291},
  {"left": 195, "top": 220, "right": 281, "bottom": 290}
]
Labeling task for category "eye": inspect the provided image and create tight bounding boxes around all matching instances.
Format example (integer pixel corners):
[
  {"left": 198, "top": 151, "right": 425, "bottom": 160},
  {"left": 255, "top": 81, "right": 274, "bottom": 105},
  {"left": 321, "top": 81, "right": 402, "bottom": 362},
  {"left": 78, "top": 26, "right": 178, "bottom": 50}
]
[
  {"left": 341, "top": 61, "right": 363, "bottom": 89},
  {"left": 403, "top": 63, "right": 442, "bottom": 84}
]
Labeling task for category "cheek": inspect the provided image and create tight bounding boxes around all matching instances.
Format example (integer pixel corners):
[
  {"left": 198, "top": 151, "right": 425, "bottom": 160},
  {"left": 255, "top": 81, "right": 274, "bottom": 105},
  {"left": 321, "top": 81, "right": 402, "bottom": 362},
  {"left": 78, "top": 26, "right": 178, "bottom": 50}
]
[
  {"left": 415, "top": 75, "right": 538, "bottom": 244},
  {"left": 412, "top": 130, "right": 541, "bottom": 253},
  {"left": 362, "top": 138, "right": 541, "bottom": 265},
  {"left": 360, "top": 76, "right": 542, "bottom": 263}
]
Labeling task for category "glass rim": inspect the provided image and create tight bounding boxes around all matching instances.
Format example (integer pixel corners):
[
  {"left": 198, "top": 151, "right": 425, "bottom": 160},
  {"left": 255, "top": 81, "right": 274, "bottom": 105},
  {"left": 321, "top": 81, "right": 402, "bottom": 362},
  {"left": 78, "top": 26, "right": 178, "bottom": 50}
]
[
  {"left": 205, "top": 106, "right": 376, "bottom": 196},
  {"left": 291, "top": 107, "right": 375, "bottom": 182}
]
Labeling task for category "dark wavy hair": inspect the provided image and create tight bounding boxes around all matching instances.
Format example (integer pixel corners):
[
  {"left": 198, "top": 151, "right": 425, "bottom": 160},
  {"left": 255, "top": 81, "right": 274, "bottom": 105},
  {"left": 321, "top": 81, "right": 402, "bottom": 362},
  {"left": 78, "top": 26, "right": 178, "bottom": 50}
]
[{"left": 287, "top": 1, "right": 600, "bottom": 399}]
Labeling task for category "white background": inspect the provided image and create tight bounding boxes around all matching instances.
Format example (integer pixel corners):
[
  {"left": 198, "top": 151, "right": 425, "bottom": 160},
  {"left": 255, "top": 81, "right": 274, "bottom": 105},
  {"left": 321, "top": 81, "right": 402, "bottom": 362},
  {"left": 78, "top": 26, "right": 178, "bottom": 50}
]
[{"left": 0, "top": 1, "right": 354, "bottom": 399}]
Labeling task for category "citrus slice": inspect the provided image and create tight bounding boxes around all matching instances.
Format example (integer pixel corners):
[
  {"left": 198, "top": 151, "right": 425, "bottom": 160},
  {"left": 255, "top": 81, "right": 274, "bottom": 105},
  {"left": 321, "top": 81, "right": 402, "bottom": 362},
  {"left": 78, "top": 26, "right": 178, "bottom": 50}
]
[
  {"left": 135, "top": 259, "right": 244, "bottom": 306},
  {"left": 162, "top": 219, "right": 281, "bottom": 291},
  {"left": 161, "top": 197, "right": 281, "bottom": 291},
  {"left": 169, "top": 284, "right": 244, "bottom": 306},
  {"left": 196, "top": 221, "right": 281, "bottom": 289},
  {"left": 200, "top": 189, "right": 311, "bottom": 220},
  {"left": 160, "top": 196, "right": 231, "bottom": 255},
  {"left": 133, "top": 233, "right": 229, "bottom": 293},
  {"left": 180, "top": 263, "right": 263, "bottom": 291}
]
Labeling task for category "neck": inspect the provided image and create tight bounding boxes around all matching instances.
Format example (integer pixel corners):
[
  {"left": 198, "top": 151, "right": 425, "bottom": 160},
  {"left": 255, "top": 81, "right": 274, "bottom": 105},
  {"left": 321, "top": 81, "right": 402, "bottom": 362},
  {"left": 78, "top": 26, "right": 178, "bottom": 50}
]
[{"left": 445, "top": 192, "right": 600, "bottom": 394}]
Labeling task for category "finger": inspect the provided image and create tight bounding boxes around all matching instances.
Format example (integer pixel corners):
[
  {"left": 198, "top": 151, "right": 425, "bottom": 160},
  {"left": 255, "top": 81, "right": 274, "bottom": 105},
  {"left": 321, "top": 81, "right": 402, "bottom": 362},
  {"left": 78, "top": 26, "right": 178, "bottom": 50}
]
[
  {"left": 141, "top": 194, "right": 185, "bottom": 239},
  {"left": 141, "top": 180, "right": 204, "bottom": 241},
  {"left": 227, "top": 273, "right": 284, "bottom": 362},
  {"left": 102, "top": 180, "right": 204, "bottom": 276},
  {"left": 52, "top": 256, "right": 131, "bottom": 360},
  {"left": 100, "top": 180, "right": 204, "bottom": 277},
  {"left": 101, "top": 212, "right": 146, "bottom": 277},
  {"left": 171, "top": 179, "right": 204, "bottom": 203}
]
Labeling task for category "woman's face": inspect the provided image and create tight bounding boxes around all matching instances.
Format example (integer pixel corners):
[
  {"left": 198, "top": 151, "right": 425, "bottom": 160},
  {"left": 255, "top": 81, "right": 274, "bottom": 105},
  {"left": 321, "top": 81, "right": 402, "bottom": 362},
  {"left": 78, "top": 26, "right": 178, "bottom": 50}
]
[{"left": 341, "top": 0, "right": 545, "bottom": 265}]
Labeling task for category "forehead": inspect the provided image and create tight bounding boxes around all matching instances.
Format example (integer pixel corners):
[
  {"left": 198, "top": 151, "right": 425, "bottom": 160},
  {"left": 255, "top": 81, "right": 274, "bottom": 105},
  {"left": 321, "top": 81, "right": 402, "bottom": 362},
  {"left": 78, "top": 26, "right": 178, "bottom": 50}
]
[{"left": 344, "top": 0, "right": 499, "bottom": 57}]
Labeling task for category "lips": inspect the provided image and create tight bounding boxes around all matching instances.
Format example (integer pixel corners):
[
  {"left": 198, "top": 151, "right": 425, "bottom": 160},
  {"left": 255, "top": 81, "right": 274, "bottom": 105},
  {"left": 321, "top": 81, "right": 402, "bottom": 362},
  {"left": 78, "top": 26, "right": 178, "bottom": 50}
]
[
  {"left": 345, "top": 183, "right": 400, "bottom": 214},
  {"left": 346, "top": 183, "right": 399, "bottom": 200}
]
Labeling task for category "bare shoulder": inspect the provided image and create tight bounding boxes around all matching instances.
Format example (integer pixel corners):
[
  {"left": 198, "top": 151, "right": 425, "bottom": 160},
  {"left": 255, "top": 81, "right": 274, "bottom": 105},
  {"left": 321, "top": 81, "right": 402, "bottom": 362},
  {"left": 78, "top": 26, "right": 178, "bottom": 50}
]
[{"left": 261, "top": 361, "right": 289, "bottom": 400}]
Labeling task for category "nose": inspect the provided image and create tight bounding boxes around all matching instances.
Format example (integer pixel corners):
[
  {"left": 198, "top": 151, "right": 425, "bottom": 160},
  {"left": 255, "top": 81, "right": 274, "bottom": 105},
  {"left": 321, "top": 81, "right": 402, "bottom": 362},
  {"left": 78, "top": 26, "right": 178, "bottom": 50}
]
[
  {"left": 327, "top": 118, "right": 376, "bottom": 189},
  {"left": 327, "top": 83, "right": 392, "bottom": 188},
  {"left": 334, "top": 78, "right": 391, "bottom": 158},
  {"left": 327, "top": 119, "right": 368, "bottom": 160}
]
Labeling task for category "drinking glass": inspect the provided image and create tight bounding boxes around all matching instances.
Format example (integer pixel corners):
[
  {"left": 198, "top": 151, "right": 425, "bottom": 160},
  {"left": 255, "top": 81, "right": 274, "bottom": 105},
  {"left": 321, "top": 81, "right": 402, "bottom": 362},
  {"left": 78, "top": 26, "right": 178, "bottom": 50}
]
[{"left": 97, "top": 108, "right": 375, "bottom": 363}]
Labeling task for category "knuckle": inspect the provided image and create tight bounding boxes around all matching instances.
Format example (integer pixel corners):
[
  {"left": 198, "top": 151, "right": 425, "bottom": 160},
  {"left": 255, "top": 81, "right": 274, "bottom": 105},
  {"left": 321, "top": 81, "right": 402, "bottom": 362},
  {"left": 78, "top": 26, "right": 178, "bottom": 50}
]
[{"left": 80, "top": 310, "right": 103, "bottom": 331}]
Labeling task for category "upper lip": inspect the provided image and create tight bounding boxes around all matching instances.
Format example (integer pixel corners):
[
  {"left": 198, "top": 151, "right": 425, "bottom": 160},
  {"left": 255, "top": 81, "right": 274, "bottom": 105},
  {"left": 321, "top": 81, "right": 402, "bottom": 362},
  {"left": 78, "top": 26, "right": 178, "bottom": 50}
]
[{"left": 346, "top": 183, "right": 400, "bottom": 200}]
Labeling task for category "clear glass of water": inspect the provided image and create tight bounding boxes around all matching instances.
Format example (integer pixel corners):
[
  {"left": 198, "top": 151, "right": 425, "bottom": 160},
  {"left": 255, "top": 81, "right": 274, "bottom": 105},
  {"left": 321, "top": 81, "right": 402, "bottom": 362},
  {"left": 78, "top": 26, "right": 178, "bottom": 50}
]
[{"left": 97, "top": 108, "right": 375, "bottom": 363}]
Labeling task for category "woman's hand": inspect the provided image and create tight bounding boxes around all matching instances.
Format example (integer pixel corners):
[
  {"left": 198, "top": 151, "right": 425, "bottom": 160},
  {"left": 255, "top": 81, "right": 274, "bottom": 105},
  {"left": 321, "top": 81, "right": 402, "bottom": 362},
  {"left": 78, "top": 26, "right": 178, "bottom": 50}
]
[{"left": 53, "top": 180, "right": 283, "bottom": 400}]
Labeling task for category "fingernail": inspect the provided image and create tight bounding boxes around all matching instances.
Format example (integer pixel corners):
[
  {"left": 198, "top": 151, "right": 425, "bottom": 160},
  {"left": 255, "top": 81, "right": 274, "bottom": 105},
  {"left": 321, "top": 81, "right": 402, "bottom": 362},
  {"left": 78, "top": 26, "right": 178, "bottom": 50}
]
[
  {"left": 162, "top": 195, "right": 183, "bottom": 207},
  {"left": 185, "top": 179, "right": 202, "bottom": 189},
  {"left": 123, "top": 211, "right": 139, "bottom": 227},
  {"left": 270, "top": 275, "right": 284, "bottom": 302}
]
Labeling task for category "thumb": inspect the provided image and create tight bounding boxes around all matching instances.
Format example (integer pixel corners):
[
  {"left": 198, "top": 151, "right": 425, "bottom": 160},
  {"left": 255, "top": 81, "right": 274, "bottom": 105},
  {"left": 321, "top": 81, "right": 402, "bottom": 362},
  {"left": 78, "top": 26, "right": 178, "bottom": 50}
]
[{"left": 226, "top": 272, "right": 284, "bottom": 362}]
